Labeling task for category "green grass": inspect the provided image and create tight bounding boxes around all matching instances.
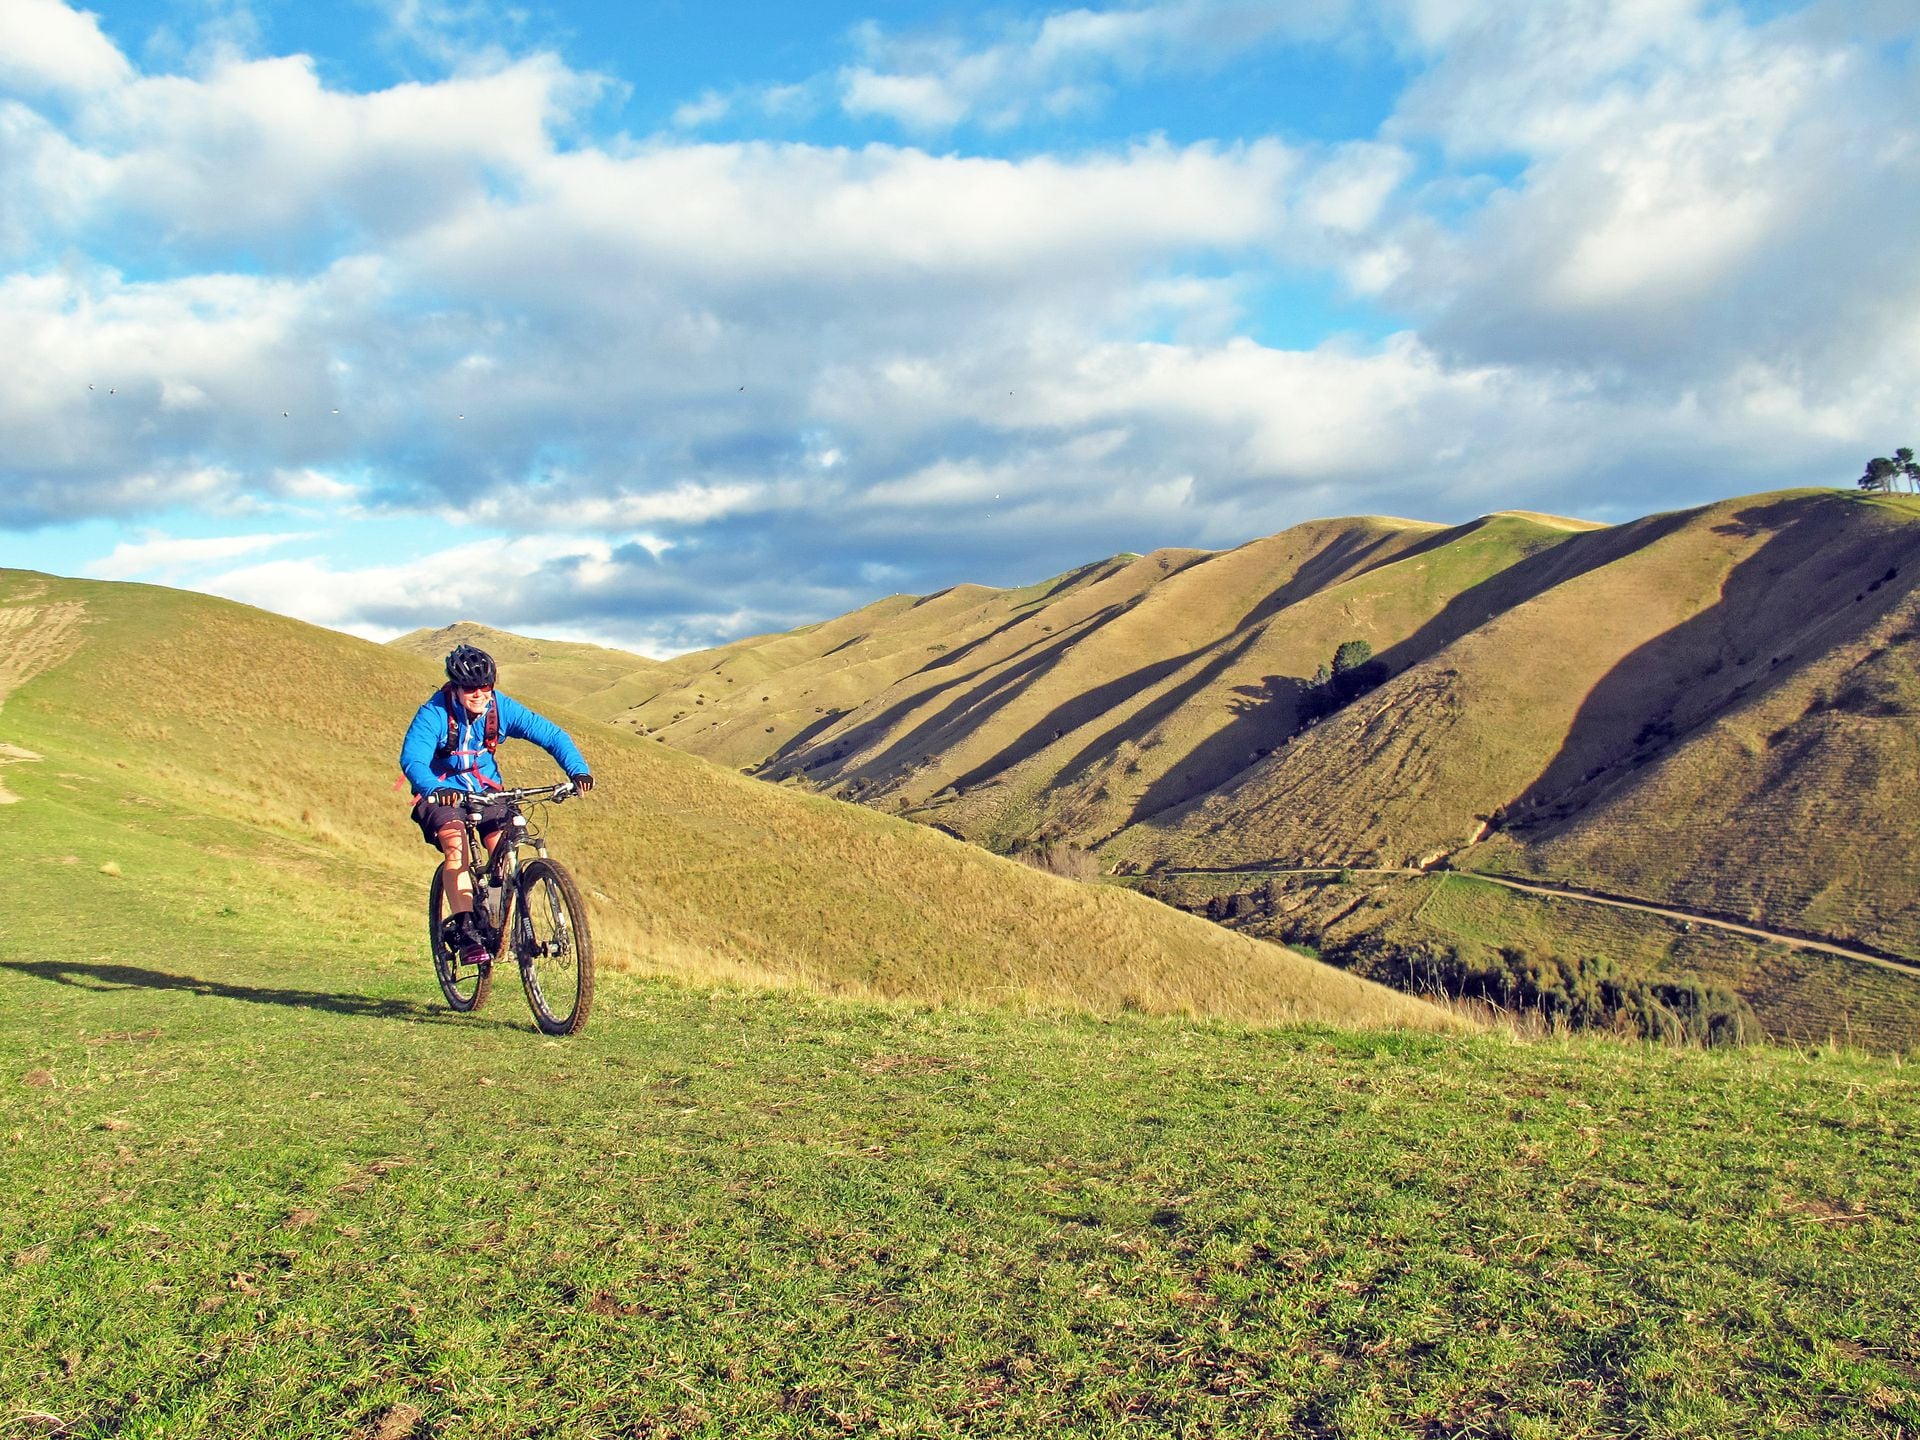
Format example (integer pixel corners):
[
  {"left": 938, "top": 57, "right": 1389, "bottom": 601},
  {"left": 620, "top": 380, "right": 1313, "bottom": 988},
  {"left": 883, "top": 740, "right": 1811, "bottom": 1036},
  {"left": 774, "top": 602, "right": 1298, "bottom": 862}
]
[
  {"left": 5, "top": 577, "right": 1920, "bottom": 1437},
  {"left": 7, "top": 887, "right": 1920, "bottom": 1437}
]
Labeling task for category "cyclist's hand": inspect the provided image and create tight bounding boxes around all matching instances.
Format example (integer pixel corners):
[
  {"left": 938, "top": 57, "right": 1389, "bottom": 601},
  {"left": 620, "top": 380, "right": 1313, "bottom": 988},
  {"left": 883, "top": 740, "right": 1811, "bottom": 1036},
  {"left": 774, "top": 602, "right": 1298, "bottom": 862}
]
[
  {"left": 569, "top": 773, "right": 594, "bottom": 795},
  {"left": 430, "top": 789, "right": 465, "bottom": 806}
]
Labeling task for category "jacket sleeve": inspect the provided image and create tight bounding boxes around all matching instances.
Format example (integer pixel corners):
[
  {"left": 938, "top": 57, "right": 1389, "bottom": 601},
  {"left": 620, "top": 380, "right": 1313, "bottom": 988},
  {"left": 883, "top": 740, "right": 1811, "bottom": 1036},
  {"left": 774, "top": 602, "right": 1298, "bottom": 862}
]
[
  {"left": 496, "top": 692, "right": 589, "bottom": 778},
  {"left": 398, "top": 700, "right": 446, "bottom": 796}
]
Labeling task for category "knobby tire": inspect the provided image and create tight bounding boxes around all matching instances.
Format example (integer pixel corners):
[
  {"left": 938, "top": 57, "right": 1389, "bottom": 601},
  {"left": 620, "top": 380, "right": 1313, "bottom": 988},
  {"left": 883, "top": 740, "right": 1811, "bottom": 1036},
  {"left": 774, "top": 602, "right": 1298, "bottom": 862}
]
[{"left": 514, "top": 857, "right": 594, "bottom": 1036}]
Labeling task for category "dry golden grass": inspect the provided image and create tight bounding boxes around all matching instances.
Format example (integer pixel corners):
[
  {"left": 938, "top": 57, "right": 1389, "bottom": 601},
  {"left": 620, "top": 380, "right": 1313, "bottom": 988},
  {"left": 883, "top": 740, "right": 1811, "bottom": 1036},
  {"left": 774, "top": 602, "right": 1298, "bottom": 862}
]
[
  {"left": 0, "top": 568, "right": 1446, "bottom": 1032},
  {"left": 599, "top": 511, "right": 1586, "bottom": 860},
  {"left": 388, "top": 620, "right": 668, "bottom": 706}
]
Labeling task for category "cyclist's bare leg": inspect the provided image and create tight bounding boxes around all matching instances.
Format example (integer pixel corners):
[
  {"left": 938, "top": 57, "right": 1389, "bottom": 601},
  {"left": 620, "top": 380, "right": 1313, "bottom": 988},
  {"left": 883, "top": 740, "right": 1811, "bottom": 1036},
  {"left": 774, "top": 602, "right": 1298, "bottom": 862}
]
[{"left": 436, "top": 824, "right": 474, "bottom": 915}]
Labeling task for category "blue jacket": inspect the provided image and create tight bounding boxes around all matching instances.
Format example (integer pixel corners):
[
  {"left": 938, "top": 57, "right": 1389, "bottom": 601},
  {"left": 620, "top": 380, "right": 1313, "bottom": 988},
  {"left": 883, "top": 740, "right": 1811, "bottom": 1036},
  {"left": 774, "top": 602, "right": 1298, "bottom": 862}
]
[{"left": 399, "top": 688, "right": 589, "bottom": 799}]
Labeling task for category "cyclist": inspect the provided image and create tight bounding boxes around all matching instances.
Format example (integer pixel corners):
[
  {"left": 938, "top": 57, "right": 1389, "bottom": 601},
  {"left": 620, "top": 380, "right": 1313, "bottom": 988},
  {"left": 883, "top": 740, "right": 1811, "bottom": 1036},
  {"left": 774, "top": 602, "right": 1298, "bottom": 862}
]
[{"left": 400, "top": 643, "right": 594, "bottom": 965}]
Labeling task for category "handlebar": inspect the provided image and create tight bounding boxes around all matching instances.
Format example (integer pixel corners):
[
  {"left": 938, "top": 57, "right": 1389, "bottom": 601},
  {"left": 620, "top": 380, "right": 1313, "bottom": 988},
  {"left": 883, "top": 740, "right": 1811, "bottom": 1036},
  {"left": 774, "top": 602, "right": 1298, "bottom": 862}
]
[{"left": 457, "top": 782, "right": 580, "bottom": 808}]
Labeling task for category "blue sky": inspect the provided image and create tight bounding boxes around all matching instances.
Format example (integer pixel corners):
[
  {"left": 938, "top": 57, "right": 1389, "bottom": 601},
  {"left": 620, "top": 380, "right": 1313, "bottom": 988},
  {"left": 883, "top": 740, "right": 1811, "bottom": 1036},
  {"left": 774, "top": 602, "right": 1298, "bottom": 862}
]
[{"left": 2, "top": 0, "right": 1916, "bottom": 653}]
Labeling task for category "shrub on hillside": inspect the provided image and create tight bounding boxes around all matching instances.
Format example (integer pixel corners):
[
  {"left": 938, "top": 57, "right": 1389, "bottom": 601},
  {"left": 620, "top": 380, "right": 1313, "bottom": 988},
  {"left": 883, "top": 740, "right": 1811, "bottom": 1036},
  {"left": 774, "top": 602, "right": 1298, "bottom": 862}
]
[
  {"left": 1304, "top": 933, "right": 1757, "bottom": 1046},
  {"left": 1298, "top": 639, "right": 1391, "bottom": 723},
  {"left": 1011, "top": 841, "right": 1104, "bottom": 882}
]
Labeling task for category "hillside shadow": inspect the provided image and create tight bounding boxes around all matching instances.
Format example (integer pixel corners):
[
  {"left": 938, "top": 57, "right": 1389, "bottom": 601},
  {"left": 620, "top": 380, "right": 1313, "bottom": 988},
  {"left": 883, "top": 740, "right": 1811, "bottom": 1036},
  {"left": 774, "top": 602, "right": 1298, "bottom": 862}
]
[
  {"left": 1234, "top": 523, "right": 1450, "bottom": 630},
  {"left": 901, "top": 530, "right": 1428, "bottom": 801},
  {"left": 793, "top": 601, "right": 1142, "bottom": 786},
  {"left": 1357, "top": 510, "right": 1699, "bottom": 690},
  {"left": 762, "top": 706, "right": 851, "bottom": 768},
  {"left": 923, "top": 521, "right": 1603, "bottom": 814},
  {"left": 1110, "top": 510, "right": 1706, "bottom": 830},
  {"left": 1125, "top": 674, "right": 1317, "bottom": 822},
  {"left": 1, "top": 959, "right": 482, "bottom": 1026},
  {"left": 941, "top": 640, "right": 1220, "bottom": 795},
  {"left": 1048, "top": 628, "right": 1268, "bottom": 796},
  {"left": 917, "top": 609, "right": 1038, "bottom": 674},
  {"left": 1017, "top": 556, "right": 1126, "bottom": 608},
  {"left": 1502, "top": 495, "right": 1894, "bottom": 831}
]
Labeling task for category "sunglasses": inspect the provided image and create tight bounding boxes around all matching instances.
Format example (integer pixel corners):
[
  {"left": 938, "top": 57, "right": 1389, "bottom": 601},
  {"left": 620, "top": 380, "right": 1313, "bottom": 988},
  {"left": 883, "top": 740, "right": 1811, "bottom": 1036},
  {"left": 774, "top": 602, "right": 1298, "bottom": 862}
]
[{"left": 455, "top": 685, "right": 494, "bottom": 697}]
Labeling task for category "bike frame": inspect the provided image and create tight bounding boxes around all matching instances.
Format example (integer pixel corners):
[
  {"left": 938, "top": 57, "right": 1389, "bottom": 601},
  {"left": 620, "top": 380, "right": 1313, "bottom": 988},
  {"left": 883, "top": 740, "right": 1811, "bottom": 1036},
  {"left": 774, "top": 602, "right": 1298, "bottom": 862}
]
[{"left": 452, "top": 782, "right": 577, "bottom": 950}]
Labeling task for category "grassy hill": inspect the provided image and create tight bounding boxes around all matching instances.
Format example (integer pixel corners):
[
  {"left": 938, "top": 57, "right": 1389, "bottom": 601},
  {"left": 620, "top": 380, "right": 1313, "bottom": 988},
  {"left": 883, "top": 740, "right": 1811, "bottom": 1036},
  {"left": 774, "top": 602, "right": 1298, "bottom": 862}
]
[
  {"left": 388, "top": 621, "right": 671, "bottom": 708},
  {"left": 535, "top": 510, "right": 1615, "bottom": 859},
  {"left": 1115, "top": 492, "right": 1920, "bottom": 957},
  {"left": 0, "top": 569, "right": 1437, "bottom": 1032}
]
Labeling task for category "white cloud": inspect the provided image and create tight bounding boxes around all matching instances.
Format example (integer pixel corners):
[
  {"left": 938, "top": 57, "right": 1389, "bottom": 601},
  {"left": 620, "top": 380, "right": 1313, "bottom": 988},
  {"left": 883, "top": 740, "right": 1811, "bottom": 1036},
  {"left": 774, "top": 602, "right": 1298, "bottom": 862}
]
[
  {"left": 84, "top": 529, "right": 310, "bottom": 580},
  {"left": 672, "top": 89, "right": 731, "bottom": 127},
  {"left": 841, "top": 68, "right": 970, "bottom": 131},
  {"left": 0, "top": 0, "right": 131, "bottom": 96},
  {"left": 836, "top": 0, "right": 1347, "bottom": 133},
  {"left": 196, "top": 533, "right": 821, "bottom": 656},
  {"left": 204, "top": 534, "right": 625, "bottom": 635},
  {"left": 454, "top": 481, "right": 759, "bottom": 530},
  {"left": 84, "top": 53, "right": 595, "bottom": 247}
]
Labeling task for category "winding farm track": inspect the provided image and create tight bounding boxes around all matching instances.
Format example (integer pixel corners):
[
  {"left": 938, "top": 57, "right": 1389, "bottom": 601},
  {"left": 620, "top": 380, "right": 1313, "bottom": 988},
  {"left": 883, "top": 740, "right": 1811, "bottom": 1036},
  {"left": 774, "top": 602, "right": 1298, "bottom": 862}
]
[{"left": 1150, "top": 865, "right": 1920, "bottom": 981}]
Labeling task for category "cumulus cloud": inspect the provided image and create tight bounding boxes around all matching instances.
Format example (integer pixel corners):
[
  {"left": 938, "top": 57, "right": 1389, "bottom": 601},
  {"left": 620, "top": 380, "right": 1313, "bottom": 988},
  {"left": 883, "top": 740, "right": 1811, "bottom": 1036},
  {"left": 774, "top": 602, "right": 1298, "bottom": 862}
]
[
  {"left": 198, "top": 532, "right": 867, "bottom": 655},
  {"left": 0, "top": 0, "right": 132, "bottom": 96},
  {"left": 1374, "top": 0, "right": 1920, "bottom": 408}
]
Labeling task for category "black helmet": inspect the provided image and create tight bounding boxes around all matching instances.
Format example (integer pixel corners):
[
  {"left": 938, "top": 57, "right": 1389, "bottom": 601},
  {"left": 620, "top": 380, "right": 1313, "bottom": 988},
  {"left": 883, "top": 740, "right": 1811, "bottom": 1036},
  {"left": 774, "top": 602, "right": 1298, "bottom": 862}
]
[{"left": 445, "top": 644, "right": 497, "bottom": 688}]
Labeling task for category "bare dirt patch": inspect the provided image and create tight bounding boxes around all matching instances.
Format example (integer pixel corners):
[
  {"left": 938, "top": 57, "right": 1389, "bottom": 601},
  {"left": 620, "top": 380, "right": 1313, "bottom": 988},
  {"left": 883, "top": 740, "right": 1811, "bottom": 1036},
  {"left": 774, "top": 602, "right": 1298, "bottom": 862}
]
[
  {"left": 334, "top": 1157, "right": 412, "bottom": 1196},
  {"left": 369, "top": 1402, "right": 426, "bottom": 1440},
  {"left": 1784, "top": 1194, "right": 1873, "bottom": 1224},
  {"left": 0, "top": 601, "right": 88, "bottom": 705},
  {"left": 0, "top": 600, "right": 87, "bottom": 803},
  {"left": 0, "top": 743, "right": 43, "bottom": 805}
]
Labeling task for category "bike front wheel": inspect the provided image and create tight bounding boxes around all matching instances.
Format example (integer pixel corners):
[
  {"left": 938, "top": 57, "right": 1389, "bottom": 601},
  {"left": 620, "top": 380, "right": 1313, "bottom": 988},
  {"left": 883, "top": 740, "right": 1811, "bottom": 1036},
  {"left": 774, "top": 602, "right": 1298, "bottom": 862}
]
[
  {"left": 428, "top": 868, "right": 492, "bottom": 1013},
  {"left": 513, "top": 857, "right": 594, "bottom": 1036}
]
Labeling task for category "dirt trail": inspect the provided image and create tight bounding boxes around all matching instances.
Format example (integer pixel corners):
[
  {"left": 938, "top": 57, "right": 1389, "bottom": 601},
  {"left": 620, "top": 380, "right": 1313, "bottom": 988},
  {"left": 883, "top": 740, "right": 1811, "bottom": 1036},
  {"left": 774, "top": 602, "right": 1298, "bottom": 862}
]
[
  {"left": 1151, "top": 864, "right": 1920, "bottom": 980},
  {"left": 0, "top": 600, "right": 87, "bottom": 802}
]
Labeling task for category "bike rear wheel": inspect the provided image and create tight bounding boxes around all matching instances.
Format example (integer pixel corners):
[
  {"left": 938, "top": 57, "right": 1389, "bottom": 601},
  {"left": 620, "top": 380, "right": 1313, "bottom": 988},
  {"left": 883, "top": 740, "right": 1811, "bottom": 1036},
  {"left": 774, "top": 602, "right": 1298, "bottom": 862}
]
[
  {"left": 428, "top": 868, "right": 492, "bottom": 1013},
  {"left": 513, "top": 857, "right": 594, "bottom": 1036}
]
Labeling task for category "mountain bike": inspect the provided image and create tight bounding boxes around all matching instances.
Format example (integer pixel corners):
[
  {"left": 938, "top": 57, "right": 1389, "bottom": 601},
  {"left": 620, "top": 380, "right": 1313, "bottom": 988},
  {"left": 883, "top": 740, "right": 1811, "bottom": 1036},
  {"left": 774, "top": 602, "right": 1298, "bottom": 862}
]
[{"left": 427, "top": 782, "right": 595, "bottom": 1036}]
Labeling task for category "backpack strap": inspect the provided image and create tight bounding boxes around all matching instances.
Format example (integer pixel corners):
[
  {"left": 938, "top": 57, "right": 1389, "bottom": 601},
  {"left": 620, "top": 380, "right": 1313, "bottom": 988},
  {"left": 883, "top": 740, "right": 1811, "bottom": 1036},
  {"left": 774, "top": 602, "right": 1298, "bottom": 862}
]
[{"left": 440, "top": 684, "right": 501, "bottom": 757}]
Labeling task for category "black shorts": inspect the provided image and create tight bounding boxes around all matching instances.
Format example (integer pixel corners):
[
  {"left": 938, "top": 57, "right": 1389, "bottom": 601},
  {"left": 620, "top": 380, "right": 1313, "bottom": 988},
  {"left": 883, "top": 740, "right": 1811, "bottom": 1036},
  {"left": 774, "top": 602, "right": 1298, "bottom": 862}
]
[{"left": 412, "top": 796, "right": 514, "bottom": 848}]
